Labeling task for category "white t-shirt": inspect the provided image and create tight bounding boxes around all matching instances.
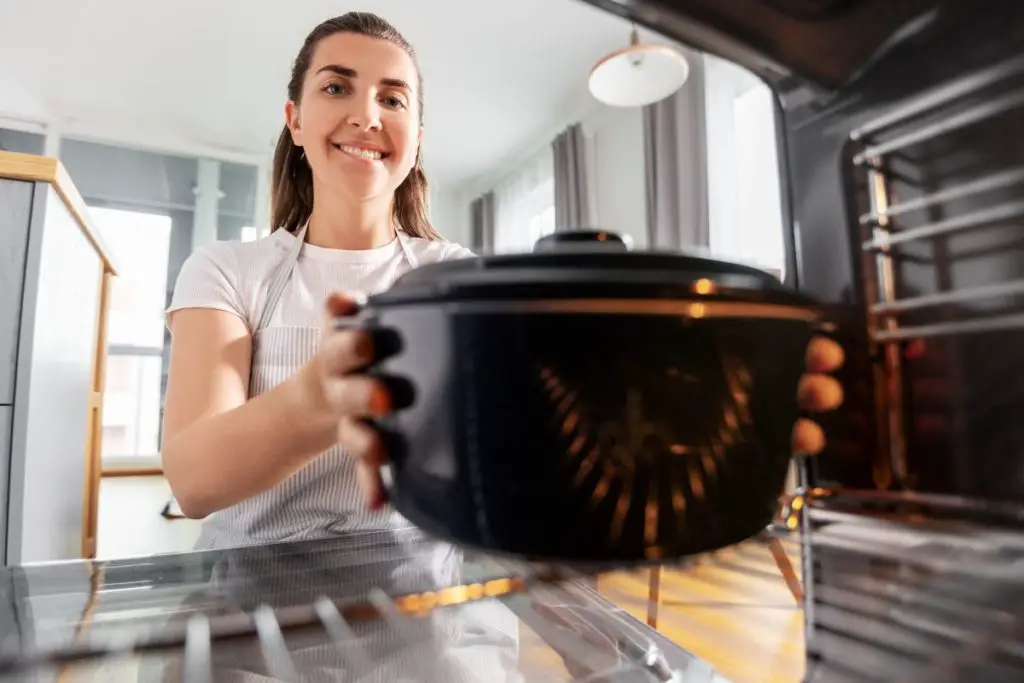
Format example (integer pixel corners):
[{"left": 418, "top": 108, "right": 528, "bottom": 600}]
[{"left": 166, "top": 227, "right": 474, "bottom": 550}]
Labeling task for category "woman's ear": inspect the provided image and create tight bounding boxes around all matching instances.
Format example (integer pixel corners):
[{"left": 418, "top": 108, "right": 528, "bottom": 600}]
[{"left": 285, "top": 101, "right": 303, "bottom": 146}]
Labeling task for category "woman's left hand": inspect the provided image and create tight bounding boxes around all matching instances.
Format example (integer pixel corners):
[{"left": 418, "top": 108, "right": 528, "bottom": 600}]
[{"left": 792, "top": 335, "right": 845, "bottom": 457}]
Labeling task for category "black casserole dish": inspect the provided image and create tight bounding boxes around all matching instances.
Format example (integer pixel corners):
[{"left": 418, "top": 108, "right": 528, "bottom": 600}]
[{"left": 348, "top": 231, "right": 822, "bottom": 563}]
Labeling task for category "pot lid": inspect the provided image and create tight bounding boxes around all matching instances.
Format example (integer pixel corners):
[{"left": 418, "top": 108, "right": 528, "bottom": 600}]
[{"left": 369, "top": 230, "right": 815, "bottom": 310}]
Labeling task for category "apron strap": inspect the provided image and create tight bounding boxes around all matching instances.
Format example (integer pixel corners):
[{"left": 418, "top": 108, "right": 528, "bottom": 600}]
[
  {"left": 256, "top": 222, "right": 414, "bottom": 333},
  {"left": 255, "top": 220, "right": 308, "bottom": 332}
]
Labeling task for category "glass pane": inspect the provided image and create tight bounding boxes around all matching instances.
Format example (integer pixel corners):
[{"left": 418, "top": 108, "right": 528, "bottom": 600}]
[
  {"left": 218, "top": 162, "right": 260, "bottom": 241},
  {"left": 89, "top": 206, "right": 173, "bottom": 349},
  {"left": 704, "top": 55, "right": 786, "bottom": 278},
  {"left": 102, "top": 355, "right": 163, "bottom": 459}
]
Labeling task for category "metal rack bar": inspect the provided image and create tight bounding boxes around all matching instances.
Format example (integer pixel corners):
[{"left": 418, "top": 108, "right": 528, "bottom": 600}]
[
  {"left": 183, "top": 614, "right": 212, "bottom": 683},
  {"left": 786, "top": 487, "right": 1024, "bottom": 525},
  {"left": 873, "top": 312, "right": 1024, "bottom": 342},
  {"left": 314, "top": 595, "right": 372, "bottom": 677},
  {"left": 862, "top": 199, "right": 1024, "bottom": 251},
  {"left": 871, "top": 278, "right": 1024, "bottom": 314},
  {"left": 850, "top": 54, "right": 1024, "bottom": 141},
  {"left": 853, "top": 86, "right": 1024, "bottom": 165},
  {"left": 859, "top": 166, "right": 1024, "bottom": 226},
  {"left": 254, "top": 604, "right": 298, "bottom": 681}
]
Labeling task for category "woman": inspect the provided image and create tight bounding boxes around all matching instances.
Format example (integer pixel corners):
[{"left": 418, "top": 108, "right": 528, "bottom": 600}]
[{"left": 161, "top": 12, "right": 843, "bottom": 551}]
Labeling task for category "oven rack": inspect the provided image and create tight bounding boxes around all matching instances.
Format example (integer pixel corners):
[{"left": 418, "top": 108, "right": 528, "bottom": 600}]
[
  {"left": 849, "top": 50, "right": 1024, "bottom": 489},
  {"left": 776, "top": 488, "right": 1024, "bottom": 682},
  {"left": 0, "top": 544, "right": 708, "bottom": 683}
]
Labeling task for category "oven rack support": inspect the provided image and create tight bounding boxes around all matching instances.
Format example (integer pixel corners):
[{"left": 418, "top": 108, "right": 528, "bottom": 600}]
[{"left": 849, "top": 52, "right": 1024, "bottom": 489}]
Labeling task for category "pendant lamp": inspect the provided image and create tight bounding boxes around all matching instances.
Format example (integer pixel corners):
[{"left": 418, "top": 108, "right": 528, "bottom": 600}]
[{"left": 588, "top": 26, "right": 690, "bottom": 107}]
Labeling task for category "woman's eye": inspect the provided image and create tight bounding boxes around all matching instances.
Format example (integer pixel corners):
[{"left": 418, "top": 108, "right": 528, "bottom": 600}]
[
  {"left": 382, "top": 96, "right": 407, "bottom": 110},
  {"left": 324, "top": 83, "right": 346, "bottom": 95}
]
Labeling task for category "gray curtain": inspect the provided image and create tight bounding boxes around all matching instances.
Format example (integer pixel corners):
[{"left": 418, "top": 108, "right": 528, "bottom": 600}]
[
  {"left": 643, "top": 49, "right": 709, "bottom": 250},
  {"left": 469, "top": 191, "right": 496, "bottom": 254},
  {"left": 552, "top": 123, "right": 592, "bottom": 232}
]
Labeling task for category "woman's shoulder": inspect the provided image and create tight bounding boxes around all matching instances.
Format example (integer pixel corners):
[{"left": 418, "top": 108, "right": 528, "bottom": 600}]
[
  {"left": 180, "top": 231, "right": 290, "bottom": 282},
  {"left": 402, "top": 233, "right": 476, "bottom": 265}
]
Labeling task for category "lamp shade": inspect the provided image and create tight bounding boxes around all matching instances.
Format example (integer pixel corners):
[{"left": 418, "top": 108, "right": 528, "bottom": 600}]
[{"left": 588, "top": 44, "right": 690, "bottom": 108}]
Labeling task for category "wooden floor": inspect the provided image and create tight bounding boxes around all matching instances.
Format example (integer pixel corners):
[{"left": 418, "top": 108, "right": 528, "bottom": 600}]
[
  {"left": 596, "top": 540, "right": 805, "bottom": 683},
  {"left": 99, "top": 477, "right": 805, "bottom": 682}
]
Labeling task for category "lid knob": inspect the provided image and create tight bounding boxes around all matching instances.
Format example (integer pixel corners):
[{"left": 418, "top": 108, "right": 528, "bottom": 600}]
[{"left": 534, "top": 230, "right": 629, "bottom": 253}]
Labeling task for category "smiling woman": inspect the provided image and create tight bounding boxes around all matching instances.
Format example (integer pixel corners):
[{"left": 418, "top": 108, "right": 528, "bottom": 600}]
[{"left": 161, "top": 13, "right": 474, "bottom": 554}]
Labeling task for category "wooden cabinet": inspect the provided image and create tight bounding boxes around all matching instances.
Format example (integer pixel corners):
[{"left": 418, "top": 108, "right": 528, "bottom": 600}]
[{"left": 0, "top": 151, "right": 116, "bottom": 565}]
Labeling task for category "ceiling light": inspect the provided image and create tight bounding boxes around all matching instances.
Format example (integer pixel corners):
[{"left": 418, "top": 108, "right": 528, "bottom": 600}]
[{"left": 588, "top": 26, "right": 690, "bottom": 108}]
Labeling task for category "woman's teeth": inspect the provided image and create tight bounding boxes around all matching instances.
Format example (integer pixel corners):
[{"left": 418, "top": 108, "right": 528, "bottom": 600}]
[{"left": 337, "top": 144, "right": 384, "bottom": 160}]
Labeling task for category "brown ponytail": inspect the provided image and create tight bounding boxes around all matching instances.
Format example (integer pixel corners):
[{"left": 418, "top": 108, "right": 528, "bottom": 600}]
[
  {"left": 270, "top": 126, "right": 314, "bottom": 235},
  {"left": 269, "top": 12, "right": 441, "bottom": 240}
]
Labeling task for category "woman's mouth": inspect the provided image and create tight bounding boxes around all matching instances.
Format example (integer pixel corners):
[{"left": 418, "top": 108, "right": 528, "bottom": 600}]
[{"left": 333, "top": 143, "right": 388, "bottom": 161}]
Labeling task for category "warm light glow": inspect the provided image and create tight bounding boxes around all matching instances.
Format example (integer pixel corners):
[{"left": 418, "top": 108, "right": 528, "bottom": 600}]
[{"left": 693, "top": 278, "right": 715, "bottom": 295}]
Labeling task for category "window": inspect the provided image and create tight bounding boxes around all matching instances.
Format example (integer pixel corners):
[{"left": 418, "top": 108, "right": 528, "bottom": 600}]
[
  {"left": 704, "top": 55, "right": 786, "bottom": 279},
  {"left": 493, "top": 146, "right": 556, "bottom": 254},
  {"left": 88, "top": 206, "right": 172, "bottom": 464}
]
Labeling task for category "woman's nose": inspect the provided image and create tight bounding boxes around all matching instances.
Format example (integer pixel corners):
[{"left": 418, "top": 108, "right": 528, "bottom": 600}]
[{"left": 346, "top": 97, "right": 382, "bottom": 131}]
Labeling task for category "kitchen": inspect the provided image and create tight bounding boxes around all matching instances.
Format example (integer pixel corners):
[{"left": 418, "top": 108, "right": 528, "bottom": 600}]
[{"left": 2, "top": 0, "right": 1019, "bottom": 681}]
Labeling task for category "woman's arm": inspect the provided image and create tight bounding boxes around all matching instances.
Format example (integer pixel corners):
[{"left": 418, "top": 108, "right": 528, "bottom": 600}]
[{"left": 160, "top": 307, "right": 339, "bottom": 518}]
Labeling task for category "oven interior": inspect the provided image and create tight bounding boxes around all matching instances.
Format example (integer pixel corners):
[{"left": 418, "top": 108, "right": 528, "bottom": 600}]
[{"left": 582, "top": 0, "right": 1024, "bottom": 680}]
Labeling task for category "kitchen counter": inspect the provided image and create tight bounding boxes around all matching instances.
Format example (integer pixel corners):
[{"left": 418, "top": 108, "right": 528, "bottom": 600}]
[{"left": 0, "top": 528, "right": 719, "bottom": 682}]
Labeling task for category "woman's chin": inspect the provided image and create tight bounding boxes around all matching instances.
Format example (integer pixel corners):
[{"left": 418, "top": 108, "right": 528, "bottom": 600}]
[{"left": 329, "top": 170, "right": 392, "bottom": 200}]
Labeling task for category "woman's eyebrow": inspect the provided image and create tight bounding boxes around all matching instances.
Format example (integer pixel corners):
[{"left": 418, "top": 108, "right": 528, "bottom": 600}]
[{"left": 315, "top": 64, "right": 411, "bottom": 92}]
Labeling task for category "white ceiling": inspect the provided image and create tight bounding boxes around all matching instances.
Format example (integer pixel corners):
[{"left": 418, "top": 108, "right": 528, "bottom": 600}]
[{"left": 0, "top": 0, "right": 657, "bottom": 190}]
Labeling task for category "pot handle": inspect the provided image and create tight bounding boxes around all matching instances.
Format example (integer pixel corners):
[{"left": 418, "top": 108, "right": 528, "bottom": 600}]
[{"left": 331, "top": 308, "right": 411, "bottom": 501}]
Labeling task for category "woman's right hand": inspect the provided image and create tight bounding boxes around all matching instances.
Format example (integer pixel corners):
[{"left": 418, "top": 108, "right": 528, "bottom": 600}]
[{"left": 310, "top": 293, "right": 392, "bottom": 510}]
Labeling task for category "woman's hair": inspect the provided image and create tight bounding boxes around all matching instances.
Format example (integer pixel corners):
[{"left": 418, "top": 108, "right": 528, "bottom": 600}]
[{"left": 270, "top": 12, "right": 440, "bottom": 240}]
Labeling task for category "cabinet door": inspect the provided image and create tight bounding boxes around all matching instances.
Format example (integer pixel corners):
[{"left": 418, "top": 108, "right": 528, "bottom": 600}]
[
  {"left": 8, "top": 186, "right": 101, "bottom": 565},
  {"left": 0, "top": 405, "right": 11, "bottom": 565},
  {"left": 0, "top": 180, "right": 33, "bottom": 403}
]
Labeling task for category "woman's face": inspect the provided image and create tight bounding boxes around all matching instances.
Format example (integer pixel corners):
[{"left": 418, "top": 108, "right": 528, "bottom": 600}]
[{"left": 286, "top": 32, "right": 422, "bottom": 203}]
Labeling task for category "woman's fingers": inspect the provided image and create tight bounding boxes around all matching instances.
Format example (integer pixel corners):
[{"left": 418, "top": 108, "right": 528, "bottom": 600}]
[
  {"left": 338, "top": 418, "right": 387, "bottom": 509},
  {"left": 319, "top": 328, "right": 374, "bottom": 376},
  {"left": 806, "top": 336, "right": 844, "bottom": 374},
  {"left": 798, "top": 374, "right": 844, "bottom": 412},
  {"left": 792, "top": 418, "right": 825, "bottom": 456},
  {"left": 321, "top": 374, "right": 390, "bottom": 417},
  {"left": 320, "top": 293, "right": 390, "bottom": 510},
  {"left": 322, "top": 292, "right": 361, "bottom": 325}
]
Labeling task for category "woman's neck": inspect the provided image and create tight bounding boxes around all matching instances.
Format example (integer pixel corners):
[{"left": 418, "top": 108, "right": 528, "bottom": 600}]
[{"left": 305, "top": 192, "right": 396, "bottom": 250}]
